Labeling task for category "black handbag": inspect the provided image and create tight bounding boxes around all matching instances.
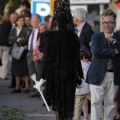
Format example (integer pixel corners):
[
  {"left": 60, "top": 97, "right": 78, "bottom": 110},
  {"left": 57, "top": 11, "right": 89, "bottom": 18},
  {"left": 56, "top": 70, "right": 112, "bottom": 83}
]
[{"left": 11, "top": 44, "right": 24, "bottom": 60}]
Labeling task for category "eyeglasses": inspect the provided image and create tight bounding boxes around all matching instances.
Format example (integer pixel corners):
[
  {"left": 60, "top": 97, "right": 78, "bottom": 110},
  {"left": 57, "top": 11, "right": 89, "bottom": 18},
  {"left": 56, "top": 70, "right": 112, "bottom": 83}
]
[{"left": 102, "top": 21, "right": 115, "bottom": 25}]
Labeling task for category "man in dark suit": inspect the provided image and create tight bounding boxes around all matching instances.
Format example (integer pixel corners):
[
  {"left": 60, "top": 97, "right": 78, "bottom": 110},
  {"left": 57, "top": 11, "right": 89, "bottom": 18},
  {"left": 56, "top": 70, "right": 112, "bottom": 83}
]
[
  {"left": 26, "top": 14, "right": 42, "bottom": 97},
  {"left": 72, "top": 8, "right": 94, "bottom": 53},
  {"left": 86, "top": 9, "right": 120, "bottom": 120},
  {"left": 72, "top": 8, "right": 94, "bottom": 116}
]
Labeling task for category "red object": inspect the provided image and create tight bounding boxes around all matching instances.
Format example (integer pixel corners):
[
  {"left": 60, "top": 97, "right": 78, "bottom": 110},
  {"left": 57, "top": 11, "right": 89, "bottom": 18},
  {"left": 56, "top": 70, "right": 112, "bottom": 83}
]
[
  {"left": 117, "top": 2, "right": 120, "bottom": 9},
  {"left": 111, "top": 38, "right": 115, "bottom": 43}
]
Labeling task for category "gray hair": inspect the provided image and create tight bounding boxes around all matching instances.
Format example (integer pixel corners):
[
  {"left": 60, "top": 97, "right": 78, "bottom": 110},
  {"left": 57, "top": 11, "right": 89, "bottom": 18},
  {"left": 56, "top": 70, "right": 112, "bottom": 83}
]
[
  {"left": 102, "top": 8, "right": 116, "bottom": 21},
  {"left": 72, "top": 8, "right": 87, "bottom": 22},
  {"left": 39, "top": 23, "right": 47, "bottom": 30},
  {"left": 32, "top": 14, "right": 40, "bottom": 22}
]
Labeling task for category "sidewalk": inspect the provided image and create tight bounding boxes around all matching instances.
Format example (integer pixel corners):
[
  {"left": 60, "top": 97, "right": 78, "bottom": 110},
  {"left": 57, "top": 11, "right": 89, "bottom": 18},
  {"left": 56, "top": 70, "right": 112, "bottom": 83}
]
[
  {"left": 0, "top": 71, "right": 55, "bottom": 120},
  {"left": 0, "top": 72, "right": 90, "bottom": 120}
]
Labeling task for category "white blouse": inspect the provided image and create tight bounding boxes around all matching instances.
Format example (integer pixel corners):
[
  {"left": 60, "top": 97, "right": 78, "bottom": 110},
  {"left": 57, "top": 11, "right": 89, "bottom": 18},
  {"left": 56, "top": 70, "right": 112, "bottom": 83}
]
[{"left": 75, "top": 60, "right": 91, "bottom": 95}]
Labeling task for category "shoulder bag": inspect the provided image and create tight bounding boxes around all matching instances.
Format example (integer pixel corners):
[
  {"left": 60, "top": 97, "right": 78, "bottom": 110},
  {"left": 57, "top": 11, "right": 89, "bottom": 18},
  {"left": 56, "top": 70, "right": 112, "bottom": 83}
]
[{"left": 11, "top": 43, "right": 24, "bottom": 60}]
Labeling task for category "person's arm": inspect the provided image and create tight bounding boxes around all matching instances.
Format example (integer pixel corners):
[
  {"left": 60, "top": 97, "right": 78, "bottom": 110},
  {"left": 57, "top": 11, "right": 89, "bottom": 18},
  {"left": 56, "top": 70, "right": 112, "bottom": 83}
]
[
  {"left": 85, "top": 26, "right": 94, "bottom": 47},
  {"left": 112, "top": 39, "right": 120, "bottom": 53},
  {"left": 39, "top": 30, "right": 51, "bottom": 53},
  {"left": 40, "top": 35, "right": 49, "bottom": 80},
  {"left": 8, "top": 28, "right": 18, "bottom": 44},
  {"left": 39, "top": 32, "right": 45, "bottom": 53},
  {"left": 75, "top": 34, "right": 83, "bottom": 80},
  {"left": 91, "top": 34, "right": 116, "bottom": 58},
  {"left": 19, "top": 28, "right": 30, "bottom": 46}
]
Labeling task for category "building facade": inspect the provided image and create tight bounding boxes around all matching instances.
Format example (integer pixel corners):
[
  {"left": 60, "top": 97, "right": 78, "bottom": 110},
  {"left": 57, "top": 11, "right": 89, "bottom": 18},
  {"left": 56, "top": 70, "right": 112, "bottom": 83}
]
[{"left": 70, "top": 0, "right": 120, "bottom": 32}]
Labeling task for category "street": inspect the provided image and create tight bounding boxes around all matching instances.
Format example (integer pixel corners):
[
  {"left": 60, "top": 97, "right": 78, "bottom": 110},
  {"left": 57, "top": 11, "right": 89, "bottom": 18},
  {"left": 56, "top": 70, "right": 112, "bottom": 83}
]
[{"left": 0, "top": 71, "right": 90, "bottom": 120}]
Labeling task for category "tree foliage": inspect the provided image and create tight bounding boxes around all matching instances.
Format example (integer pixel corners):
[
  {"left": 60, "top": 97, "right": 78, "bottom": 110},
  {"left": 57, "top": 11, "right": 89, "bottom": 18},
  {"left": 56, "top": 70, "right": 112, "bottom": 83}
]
[
  {"left": 0, "top": 0, "right": 21, "bottom": 15},
  {"left": 7, "top": 0, "right": 21, "bottom": 15},
  {"left": 0, "top": 0, "right": 8, "bottom": 15}
]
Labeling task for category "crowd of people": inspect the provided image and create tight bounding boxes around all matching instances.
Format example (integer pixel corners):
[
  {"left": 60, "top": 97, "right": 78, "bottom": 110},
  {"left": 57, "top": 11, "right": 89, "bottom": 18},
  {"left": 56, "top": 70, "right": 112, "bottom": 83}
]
[{"left": 0, "top": 0, "right": 120, "bottom": 120}]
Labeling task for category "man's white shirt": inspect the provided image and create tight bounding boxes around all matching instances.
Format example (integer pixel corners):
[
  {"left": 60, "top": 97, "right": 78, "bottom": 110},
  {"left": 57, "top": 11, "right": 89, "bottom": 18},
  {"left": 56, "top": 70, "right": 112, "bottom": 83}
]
[{"left": 28, "top": 28, "right": 38, "bottom": 51}]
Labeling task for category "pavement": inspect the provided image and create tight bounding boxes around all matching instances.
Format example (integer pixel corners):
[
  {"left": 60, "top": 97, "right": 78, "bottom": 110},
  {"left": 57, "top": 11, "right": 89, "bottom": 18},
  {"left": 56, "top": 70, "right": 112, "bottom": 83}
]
[{"left": 0, "top": 70, "right": 90, "bottom": 120}]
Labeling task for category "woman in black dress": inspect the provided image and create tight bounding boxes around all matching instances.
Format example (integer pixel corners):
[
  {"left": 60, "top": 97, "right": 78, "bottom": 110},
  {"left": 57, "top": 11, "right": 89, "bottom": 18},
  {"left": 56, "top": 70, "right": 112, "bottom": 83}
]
[
  {"left": 8, "top": 15, "right": 29, "bottom": 93},
  {"left": 41, "top": 0, "right": 83, "bottom": 119}
]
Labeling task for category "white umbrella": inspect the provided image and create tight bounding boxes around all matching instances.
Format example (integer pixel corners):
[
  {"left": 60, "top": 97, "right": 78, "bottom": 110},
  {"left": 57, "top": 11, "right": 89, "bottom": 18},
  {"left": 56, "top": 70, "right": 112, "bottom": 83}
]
[{"left": 31, "top": 74, "right": 50, "bottom": 112}]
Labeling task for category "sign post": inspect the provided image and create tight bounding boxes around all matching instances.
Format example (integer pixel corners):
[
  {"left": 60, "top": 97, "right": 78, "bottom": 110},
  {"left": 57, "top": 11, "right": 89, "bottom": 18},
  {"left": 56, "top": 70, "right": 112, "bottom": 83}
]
[{"left": 50, "top": 0, "right": 55, "bottom": 15}]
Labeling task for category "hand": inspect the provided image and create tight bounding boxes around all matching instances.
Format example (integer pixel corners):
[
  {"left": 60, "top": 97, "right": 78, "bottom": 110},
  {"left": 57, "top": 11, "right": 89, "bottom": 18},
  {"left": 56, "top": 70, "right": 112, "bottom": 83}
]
[
  {"left": 104, "top": 33, "right": 113, "bottom": 42},
  {"left": 77, "top": 77, "right": 82, "bottom": 86},
  {"left": 115, "top": 49, "right": 119, "bottom": 54},
  {"left": 24, "top": 45, "right": 28, "bottom": 50},
  {"left": 33, "top": 54, "right": 39, "bottom": 62},
  {"left": 19, "top": 38, "right": 24, "bottom": 41},
  {"left": 26, "top": 31, "right": 31, "bottom": 36},
  {"left": 89, "top": 42, "right": 91, "bottom": 46}
]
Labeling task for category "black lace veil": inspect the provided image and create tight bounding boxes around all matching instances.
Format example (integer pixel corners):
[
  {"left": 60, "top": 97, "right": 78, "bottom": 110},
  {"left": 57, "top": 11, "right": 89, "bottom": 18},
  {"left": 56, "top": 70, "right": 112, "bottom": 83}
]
[
  {"left": 43, "top": 1, "right": 80, "bottom": 119},
  {"left": 51, "top": 0, "right": 75, "bottom": 32}
]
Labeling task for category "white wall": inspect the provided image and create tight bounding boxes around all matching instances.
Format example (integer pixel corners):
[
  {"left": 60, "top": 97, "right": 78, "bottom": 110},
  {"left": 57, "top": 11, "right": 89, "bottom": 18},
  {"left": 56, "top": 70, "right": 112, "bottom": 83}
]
[{"left": 70, "top": 5, "right": 87, "bottom": 12}]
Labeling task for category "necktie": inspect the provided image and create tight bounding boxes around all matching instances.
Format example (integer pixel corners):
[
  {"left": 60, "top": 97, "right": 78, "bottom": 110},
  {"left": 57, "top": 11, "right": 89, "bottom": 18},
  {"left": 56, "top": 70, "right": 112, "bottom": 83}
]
[
  {"left": 107, "top": 41, "right": 113, "bottom": 70},
  {"left": 30, "top": 30, "right": 35, "bottom": 52}
]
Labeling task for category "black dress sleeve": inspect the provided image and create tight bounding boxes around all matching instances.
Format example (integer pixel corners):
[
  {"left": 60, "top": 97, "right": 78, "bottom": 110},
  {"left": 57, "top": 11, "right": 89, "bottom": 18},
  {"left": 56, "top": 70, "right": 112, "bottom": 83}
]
[{"left": 75, "top": 34, "right": 83, "bottom": 79}]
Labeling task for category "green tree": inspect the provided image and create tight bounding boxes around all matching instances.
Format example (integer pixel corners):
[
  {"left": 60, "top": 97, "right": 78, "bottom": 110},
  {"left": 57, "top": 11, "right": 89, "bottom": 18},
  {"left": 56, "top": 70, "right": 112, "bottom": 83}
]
[
  {"left": 7, "top": 0, "right": 21, "bottom": 14},
  {"left": 0, "top": 0, "right": 21, "bottom": 15},
  {"left": 0, "top": 0, "right": 8, "bottom": 15}
]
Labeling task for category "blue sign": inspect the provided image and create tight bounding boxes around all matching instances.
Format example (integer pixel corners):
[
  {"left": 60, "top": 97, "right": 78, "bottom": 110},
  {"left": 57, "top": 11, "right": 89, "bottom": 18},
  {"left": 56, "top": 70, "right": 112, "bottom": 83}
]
[{"left": 31, "top": 0, "right": 50, "bottom": 23}]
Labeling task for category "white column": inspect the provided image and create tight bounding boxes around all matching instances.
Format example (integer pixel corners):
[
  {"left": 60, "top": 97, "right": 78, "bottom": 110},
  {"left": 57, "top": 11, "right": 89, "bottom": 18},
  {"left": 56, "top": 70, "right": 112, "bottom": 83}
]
[
  {"left": 116, "top": 8, "right": 120, "bottom": 30},
  {"left": 100, "top": 4, "right": 104, "bottom": 32}
]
